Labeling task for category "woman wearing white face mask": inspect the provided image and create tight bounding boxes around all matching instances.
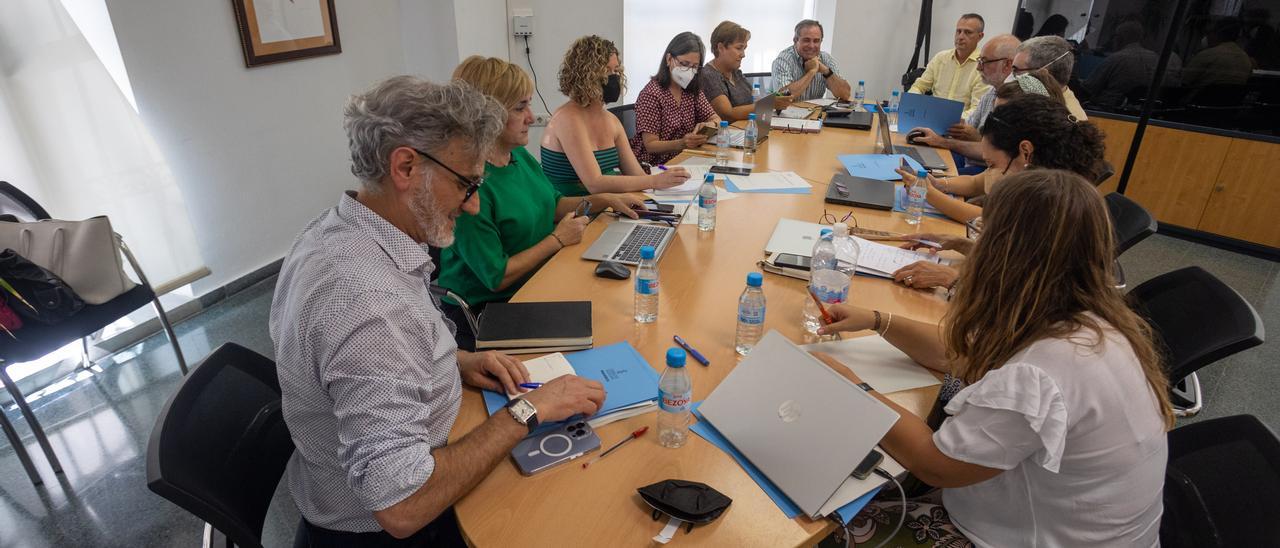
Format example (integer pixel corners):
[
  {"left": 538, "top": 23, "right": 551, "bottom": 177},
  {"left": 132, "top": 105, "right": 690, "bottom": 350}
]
[{"left": 630, "top": 32, "right": 721, "bottom": 166}]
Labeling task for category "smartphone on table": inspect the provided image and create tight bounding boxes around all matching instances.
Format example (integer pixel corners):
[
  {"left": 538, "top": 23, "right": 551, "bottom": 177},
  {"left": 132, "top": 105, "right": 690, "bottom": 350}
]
[
  {"left": 774, "top": 253, "right": 812, "bottom": 271},
  {"left": 511, "top": 420, "right": 601, "bottom": 476}
]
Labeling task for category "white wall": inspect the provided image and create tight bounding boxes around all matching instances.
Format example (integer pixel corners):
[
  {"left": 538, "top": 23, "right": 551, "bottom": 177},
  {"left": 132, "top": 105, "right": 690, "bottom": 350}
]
[
  {"left": 828, "top": 0, "right": 1019, "bottom": 102},
  {"left": 105, "top": 0, "right": 412, "bottom": 294}
]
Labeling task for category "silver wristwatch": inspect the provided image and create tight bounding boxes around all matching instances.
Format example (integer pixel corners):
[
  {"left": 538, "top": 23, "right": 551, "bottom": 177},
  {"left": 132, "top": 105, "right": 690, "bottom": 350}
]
[{"left": 505, "top": 398, "right": 539, "bottom": 433}]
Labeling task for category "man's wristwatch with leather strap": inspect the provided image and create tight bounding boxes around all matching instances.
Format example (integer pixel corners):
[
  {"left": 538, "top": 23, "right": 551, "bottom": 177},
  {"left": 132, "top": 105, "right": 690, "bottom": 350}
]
[{"left": 505, "top": 398, "right": 539, "bottom": 434}]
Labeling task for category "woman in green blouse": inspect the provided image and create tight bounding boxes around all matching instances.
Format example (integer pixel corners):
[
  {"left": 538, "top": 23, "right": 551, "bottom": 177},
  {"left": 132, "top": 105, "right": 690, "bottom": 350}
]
[{"left": 438, "top": 56, "right": 644, "bottom": 349}]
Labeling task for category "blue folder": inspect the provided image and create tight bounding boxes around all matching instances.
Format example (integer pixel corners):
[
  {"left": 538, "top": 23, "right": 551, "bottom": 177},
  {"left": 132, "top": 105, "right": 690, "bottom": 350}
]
[
  {"left": 688, "top": 403, "right": 880, "bottom": 520},
  {"left": 482, "top": 342, "right": 660, "bottom": 417},
  {"left": 897, "top": 92, "right": 964, "bottom": 137},
  {"left": 837, "top": 154, "right": 923, "bottom": 181},
  {"left": 722, "top": 175, "right": 812, "bottom": 194},
  {"left": 892, "top": 185, "right": 950, "bottom": 219}
]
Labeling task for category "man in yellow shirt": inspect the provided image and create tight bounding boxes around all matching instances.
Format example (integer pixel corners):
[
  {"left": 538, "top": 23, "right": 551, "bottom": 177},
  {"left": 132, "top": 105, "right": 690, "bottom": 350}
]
[{"left": 908, "top": 13, "right": 990, "bottom": 120}]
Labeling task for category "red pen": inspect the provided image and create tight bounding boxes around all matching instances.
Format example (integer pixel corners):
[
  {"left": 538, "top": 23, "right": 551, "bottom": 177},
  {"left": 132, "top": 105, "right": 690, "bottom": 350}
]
[{"left": 582, "top": 426, "right": 649, "bottom": 469}]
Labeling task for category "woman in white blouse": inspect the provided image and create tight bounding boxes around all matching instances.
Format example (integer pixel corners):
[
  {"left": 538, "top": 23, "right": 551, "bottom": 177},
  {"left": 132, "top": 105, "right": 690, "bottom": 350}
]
[{"left": 816, "top": 170, "right": 1175, "bottom": 547}]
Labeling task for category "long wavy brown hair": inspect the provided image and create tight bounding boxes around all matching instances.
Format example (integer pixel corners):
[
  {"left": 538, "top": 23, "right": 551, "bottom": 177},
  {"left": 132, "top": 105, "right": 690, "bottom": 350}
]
[
  {"left": 558, "top": 35, "right": 624, "bottom": 107},
  {"left": 945, "top": 170, "right": 1175, "bottom": 428}
]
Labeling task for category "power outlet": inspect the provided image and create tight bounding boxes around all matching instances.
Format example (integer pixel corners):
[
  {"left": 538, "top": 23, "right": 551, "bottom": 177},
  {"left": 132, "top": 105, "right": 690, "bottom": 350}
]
[
  {"left": 531, "top": 112, "right": 550, "bottom": 127},
  {"left": 512, "top": 10, "right": 533, "bottom": 36}
]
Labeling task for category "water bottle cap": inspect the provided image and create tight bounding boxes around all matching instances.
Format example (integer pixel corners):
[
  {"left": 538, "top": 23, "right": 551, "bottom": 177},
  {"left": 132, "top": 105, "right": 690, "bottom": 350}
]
[
  {"left": 746, "top": 272, "right": 763, "bottom": 287},
  {"left": 892, "top": 90, "right": 900, "bottom": 96},
  {"left": 666, "top": 347, "right": 687, "bottom": 367},
  {"left": 748, "top": 113, "right": 757, "bottom": 120},
  {"left": 859, "top": 80, "right": 865, "bottom": 85},
  {"left": 640, "top": 245, "right": 656, "bottom": 259},
  {"left": 753, "top": 83, "right": 760, "bottom": 88},
  {"left": 719, "top": 120, "right": 729, "bottom": 127},
  {"left": 832, "top": 222, "right": 849, "bottom": 235},
  {"left": 704, "top": 173, "right": 714, "bottom": 182},
  {"left": 917, "top": 170, "right": 929, "bottom": 178},
  {"left": 820, "top": 228, "right": 834, "bottom": 236}
]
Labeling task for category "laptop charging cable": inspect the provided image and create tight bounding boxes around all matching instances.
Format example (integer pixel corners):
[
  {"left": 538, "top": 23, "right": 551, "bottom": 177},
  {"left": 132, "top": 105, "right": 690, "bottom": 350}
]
[{"left": 839, "top": 467, "right": 906, "bottom": 548}]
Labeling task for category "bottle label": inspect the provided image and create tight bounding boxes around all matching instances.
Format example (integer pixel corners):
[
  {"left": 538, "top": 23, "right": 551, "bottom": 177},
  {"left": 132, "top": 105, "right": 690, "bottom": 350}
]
[
  {"left": 810, "top": 271, "right": 850, "bottom": 304},
  {"left": 699, "top": 194, "right": 717, "bottom": 208},
  {"left": 738, "top": 306, "right": 766, "bottom": 325},
  {"left": 659, "top": 388, "right": 691, "bottom": 412},
  {"left": 636, "top": 277, "right": 659, "bottom": 295},
  {"left": 909, "top": 185, "right": 927, "bottom": 201}
]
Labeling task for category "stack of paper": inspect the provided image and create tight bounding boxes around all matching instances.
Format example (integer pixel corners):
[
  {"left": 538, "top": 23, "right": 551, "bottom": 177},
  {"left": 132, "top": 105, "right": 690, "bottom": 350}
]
[
  {"left": 770, "top": 118, "right": 822, "bottom": 133},
  {"left": 777, "top": 106, "right": 815, "bottom": 119},
  {"left": 805, "top": 98, "right": 839, "bottom": 107},
  {"left": 723, "top": 171, "right": 812, "bottom": 194},
  {"left": 801, "top": 336, "right": 942, "bottom": 394}
]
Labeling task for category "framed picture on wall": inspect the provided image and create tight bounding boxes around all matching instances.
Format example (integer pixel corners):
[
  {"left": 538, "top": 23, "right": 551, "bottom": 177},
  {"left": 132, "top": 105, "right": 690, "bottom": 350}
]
[{"left": 231, "top": 0, "right": 341, "bottom": 67}]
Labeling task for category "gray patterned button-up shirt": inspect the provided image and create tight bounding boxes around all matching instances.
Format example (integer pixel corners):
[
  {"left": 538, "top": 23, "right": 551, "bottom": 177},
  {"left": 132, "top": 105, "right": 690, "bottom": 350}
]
[{"left": 270, "top": 191, "right": 462, "bottom": 533}]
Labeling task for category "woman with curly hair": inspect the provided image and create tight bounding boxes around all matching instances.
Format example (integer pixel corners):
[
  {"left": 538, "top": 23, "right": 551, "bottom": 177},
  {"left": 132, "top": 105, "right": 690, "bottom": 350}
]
[
  {"left": 629, "top": 32, "right": 721, "bottom": 165},
  {"left": 540, "top": 35, "right": 690, "bottom": 196},
  {"left": 818, "top": 170, "right": 1172, "bottom": 547}
]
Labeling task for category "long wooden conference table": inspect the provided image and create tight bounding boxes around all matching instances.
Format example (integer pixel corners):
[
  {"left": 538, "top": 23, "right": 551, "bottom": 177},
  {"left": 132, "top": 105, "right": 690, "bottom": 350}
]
[{"left": 450, "top": 115, "right": 965, "bottom": 547}]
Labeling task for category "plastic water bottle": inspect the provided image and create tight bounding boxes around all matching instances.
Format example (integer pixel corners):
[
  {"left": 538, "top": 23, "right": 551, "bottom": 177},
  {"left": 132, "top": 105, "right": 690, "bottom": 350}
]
[
  {"left": 907, "top": 170, "right": 928, "bottom": 226},
  {"left": 752, "top": 83, "right": 762, "bottom": 101},
  {"left": 743, "top": 113, "right": 758, "bottom": 167},
  {"left": 715, "top": 120, "right": 731, "bottom": 166},
  {"left": 735, "top": 272, "right": 767, "bottom": 355},
  {"left": 803, "top": 228, "right": 836, "bottom": 333},
  {"left": 854, "top": 80, "right": 866, "bottom": 106},
  {"left": 634, "top": 245, "right": 659, "bottom": 323},
  {"left": 806, "top": 224, "right": 855, "bottom": 335},
  {"left": 889, "top": 90, "right": 901, "bottom": 129},
  {"left": 697, "top": 173, "right": 717, "bottom": 231},
  {"left": 658, "top": 347, "right": 692, "bottom": 448},
  {"left": 831, "top": 223, "right": 861, "bottom": 295}
]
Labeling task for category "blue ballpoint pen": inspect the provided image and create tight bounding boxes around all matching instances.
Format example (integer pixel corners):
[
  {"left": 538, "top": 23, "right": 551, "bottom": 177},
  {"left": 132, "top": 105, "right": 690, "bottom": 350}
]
[
  {"left": 672, "top": 335, "right": 710, "bottom": 366},
  {"left": 518, "top": 382, "right": 543, "bottom": 389}
]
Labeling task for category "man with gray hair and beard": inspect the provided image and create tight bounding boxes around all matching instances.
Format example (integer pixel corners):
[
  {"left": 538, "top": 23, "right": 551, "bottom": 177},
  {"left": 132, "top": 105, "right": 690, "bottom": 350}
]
[
  {"left": 271, "top": 76, "right": 605, "bottom": 547},
  {"left": 1013, "top": 35, "right": 1089, "bottom": 120}
]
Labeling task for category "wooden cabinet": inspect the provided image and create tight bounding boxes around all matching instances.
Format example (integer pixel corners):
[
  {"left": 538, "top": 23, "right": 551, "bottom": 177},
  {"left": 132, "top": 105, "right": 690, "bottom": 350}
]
[
  {"left": 1123, "top": 124, "right": 1233, "bottom": 229},
  {"left": 1198, "top": 139, "right": 1280, "bottom": 247},
  {"left": 1090, "top": 116, "right": 1136, "bottom": 195}
]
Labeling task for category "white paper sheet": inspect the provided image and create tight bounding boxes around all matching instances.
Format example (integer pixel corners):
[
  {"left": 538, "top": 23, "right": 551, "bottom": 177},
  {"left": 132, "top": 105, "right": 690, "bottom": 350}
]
[
  {"left": 816, "top": 449, "right": 905, "bottom": 518},
  {"left": 806, "top": 98, "right": 838, "bottom": 107},
  {"left": 802, "top": 336, "right": 942, "bottom": 394},
  {"left": 725, "top": 171, "right": 812, "bottom": 192},
  {"left": 505, "top": 353, "right": 575, "bottom": 398},
  {"left": 838, "top": 236, "right": 951, "bottom": 276},
  {"left": 778, "top": 106, "right": 815, "bottom": 119}
]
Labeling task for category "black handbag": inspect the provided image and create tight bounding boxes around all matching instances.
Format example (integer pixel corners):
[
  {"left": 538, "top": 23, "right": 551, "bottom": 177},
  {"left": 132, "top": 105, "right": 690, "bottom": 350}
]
[
  {"left": 901, "top": 0, "right": 934, "bottom": 90},
  {"left": 0, "top": 248, "right": 84, "bottom": 325}
]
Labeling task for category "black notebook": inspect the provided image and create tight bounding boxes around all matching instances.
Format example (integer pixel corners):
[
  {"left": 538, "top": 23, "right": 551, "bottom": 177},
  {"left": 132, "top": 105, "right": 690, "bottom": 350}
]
[
  {"left": 825, "top": 173, "right": 895, "bottom": 210},
  {"left": 474, "top": 301, "right": 592, "bottom": 354}
]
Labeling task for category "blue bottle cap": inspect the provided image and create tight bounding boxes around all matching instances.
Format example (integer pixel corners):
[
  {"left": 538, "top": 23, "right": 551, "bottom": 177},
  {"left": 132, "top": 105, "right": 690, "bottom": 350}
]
[
  {"left": 746, "top": 272, "right": 763, "bottom": 287},
  {"left": 720, "top": 121, "right": 729, "bottom": 127},
  {"left": 820, "top": 228, "right": 834, "bottom": 236},
  {"left": 892, "top": 90, "right": 900, "bottom": 96},
  {"left": 917, "top": 170, "right": 928, "bottom": 178},
  {"left": 748, "top": 113, "right": 757, "bottom": 120},
  {"left": 640, "top": 245, "right": 656, "bottom": 260},
  {"left": 704, "top": 173, "right": 714, "bottom": 182},
  {"left": 859, "top": 80, "right": 865, "bottom": 85},
  {"left": 666, "top": 347, "right": 687, "bottom": 367}
]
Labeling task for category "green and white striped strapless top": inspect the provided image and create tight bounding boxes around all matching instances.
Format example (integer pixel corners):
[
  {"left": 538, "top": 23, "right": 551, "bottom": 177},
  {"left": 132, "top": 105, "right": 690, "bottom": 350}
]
[{"left": 540, "top": 146, "right": 620, "bottom": 197}]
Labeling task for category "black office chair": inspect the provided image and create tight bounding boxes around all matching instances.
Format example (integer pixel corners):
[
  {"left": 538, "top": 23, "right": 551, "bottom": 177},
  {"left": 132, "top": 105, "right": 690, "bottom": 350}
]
[
  {"left": 147, "top": 343, "right": 293, "bottom": 548},
  {"left": 1161, "top": 414, "right": 1280, "bottom": 547},
  {"left": 608, "top": 103, "right": 637, "bottom": 142},
  {"left": 1105, "top": 192, "right": 1157, "bottom": 254},
  {"left": 428, "top": 284, "right": 479, "bottom": 336},
  {"left": 1128, "top": 267, "right": 1264, "bottom": 417},
  {"left": 0, "top": 181, "right": 188, "bottom": 486}
]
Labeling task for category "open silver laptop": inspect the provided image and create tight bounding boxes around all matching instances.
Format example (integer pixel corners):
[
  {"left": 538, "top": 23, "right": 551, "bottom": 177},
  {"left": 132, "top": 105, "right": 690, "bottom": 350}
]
[
  {"left": 699, "top": 331, "right": 899, "bottom": 518},
  {"left": 871, "top": 104, "right": 948, "bottom": 171},
  {"left": 722, "top": 94, "right": 775, "bottom": 148},
  {"left": 580, "top": 200, "right": 691, "bottom": 265}
]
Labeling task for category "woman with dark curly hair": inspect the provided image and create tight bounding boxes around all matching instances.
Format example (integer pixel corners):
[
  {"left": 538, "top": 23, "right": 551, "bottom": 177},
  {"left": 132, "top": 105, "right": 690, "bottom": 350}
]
[
  {"left": 540, "top": 35, "right": 690, "bottom": 196},
  {"left": 897, "top": 94, "right": 1105, "bottom": 225}
]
